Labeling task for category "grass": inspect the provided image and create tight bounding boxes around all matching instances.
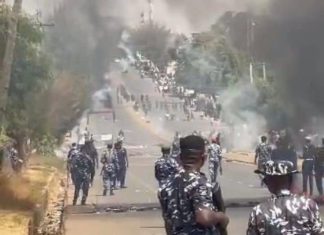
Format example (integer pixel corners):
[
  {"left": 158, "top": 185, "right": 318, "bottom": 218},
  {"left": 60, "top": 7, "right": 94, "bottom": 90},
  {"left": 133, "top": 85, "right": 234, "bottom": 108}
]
[
  {"left": 0, "top": 212, "right": 31, "bottom": 235},
  {"left": 0, "top": 153, "right": 66, "bottom": 234},
  {"left": 0, "top": 168, "right": 50, "bottom": 210},
  {"left": 29, "top": 153, "right": 66, "bottom": 173},
  {"left": 0, "top": 154, "right": 66, "bottom": 211}
]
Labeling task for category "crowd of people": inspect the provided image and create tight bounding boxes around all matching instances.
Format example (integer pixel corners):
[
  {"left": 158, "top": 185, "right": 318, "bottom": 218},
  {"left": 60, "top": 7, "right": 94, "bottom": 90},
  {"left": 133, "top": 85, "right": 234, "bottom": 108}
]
[
  {"left": 67, "top": 134, "right": 128, "bottom": 205},
  {"left": 131, "top": 53, "right": 222, "bottom": 122},
  {"left": 154, "top": 131, "right": 324, "bottom": 235},
  {"left": 255, "top": 132, "right": 324, "bottom": 197}
]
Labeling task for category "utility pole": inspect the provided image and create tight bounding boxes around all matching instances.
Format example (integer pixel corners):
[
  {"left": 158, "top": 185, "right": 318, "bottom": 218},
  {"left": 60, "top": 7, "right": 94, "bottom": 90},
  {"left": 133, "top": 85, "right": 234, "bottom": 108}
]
[
  {"left": 148, "top": 0, "right": 153, "bottom": 24},
  {"left": 262, "top": 63, "right": 267, "bottom": 81},
  {"left": 247, "top": 14, "right": 255, "bottom": 84},
  {"left": 0, "top": 0, "right": 23, "bottom": 127}
]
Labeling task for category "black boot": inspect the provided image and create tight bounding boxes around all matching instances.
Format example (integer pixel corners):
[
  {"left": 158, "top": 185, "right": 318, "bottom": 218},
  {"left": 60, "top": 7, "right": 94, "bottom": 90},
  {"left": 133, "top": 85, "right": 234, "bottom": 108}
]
[
  {"left": 103, "top": 189, "right": 107, "bottom": 196},
  {"left": 81, "top": 198, "right": 86, "bottom": 205},
  {"left": 73, "top": 199, "right": 77, "bottom": 206}
]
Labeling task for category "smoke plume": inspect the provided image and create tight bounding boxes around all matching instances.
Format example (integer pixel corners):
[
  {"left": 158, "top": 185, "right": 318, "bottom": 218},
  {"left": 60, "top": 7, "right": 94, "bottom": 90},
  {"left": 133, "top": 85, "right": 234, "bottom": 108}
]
[
  {"left": 251, "top": 0, "right": 324, "bottom": 132},
  {"left": 220, "top": 83, "right": 267, "bottom": 150},
  {"left": 18, "top": 0, "right": 268, "bottom": 33}
]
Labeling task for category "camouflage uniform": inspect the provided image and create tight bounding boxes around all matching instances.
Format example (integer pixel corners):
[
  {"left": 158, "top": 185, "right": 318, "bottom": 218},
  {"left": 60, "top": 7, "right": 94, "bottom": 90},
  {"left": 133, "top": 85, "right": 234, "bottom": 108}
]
[
  {"left": 171, "top": 141, "right": 181, "bottom": 159},
  {"left": 248, "top": 160, "right": 324, "bottom": 235},
  {"left": 159, "top": 169, "right": 220, "bottom": 235},
  {"left": 255, "top": 143, "right": 272, "bottom": 170},
  {"left": 208, "top": 143, "right": 222, "bottom": 184},
  {"left": 101, "top": 158, "right": 116, "bottom": 196},
  {"left": 247, "top": 190, "right": 324, "bottom": 235},
  {"left": 72, "top": 152, "right": 93, "bottom": 205},
  {"left": 154, "top": 154, "right": 179, "bottom": 187},
  {"left": 67, "top": 148, "right": 79, "bottom": 185}
]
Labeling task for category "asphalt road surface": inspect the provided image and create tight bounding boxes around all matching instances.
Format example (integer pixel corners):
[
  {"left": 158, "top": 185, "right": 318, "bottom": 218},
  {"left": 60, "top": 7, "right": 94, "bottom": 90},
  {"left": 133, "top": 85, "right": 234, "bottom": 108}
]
[
  {"left": 66, "top": 208, "right": 251, "bottom": 235},
  {"left": 65, "top": 70, "right": 305, "bottom": 234}
]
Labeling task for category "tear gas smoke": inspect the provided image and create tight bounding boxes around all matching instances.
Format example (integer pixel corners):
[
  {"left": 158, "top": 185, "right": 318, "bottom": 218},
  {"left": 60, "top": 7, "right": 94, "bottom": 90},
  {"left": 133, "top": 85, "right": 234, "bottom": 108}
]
[
  {"left": 92, "top": 86, "right": 111, "bottom": 111},
  {"left": 220, "top": 83, "right": 267, "bottom": 150},
  {"left": 250, "top": 0, "right": 324, "bottom": 136},
  {"left": 21, "top": 0, "right": 268, "bottom": 34}
]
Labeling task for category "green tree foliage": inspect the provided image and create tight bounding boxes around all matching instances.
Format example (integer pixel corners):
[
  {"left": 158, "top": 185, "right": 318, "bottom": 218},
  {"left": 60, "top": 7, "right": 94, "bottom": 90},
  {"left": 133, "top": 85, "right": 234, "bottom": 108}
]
[
  {"left": 175, "top": 23, "right": 248, "bottom": 92},
  {"left": 0, "top": 5, "right": 91, "bottom": 157},
  {"left": 0, "top": 7, "right": 52, "bottom": 157}
]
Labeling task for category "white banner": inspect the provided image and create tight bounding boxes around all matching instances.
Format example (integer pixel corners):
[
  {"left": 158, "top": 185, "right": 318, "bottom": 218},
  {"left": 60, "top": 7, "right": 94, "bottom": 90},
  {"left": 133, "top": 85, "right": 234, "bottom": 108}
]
[{"left": 101, "top": 134, "right": 113, "bottom": 141}]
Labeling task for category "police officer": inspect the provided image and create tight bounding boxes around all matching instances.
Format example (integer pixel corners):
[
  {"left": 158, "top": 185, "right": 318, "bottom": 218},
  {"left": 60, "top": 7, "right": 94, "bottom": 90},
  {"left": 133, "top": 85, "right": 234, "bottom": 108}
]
[
  {"left": 154, "top": 146, "right": 179, "bottom": 187},
  {"left": 255, "top": 136, "right": 272, "bottom": 186},
  {"left": 255, "top": 136, "right": 272, "bottom": 170},
  {"left": 114, "top": 140, "right": 128, "bottom": 188},
  {"left": 315, "top": 138, "right": 324, "bottom": 196},
  {"left": 83, "top": 139, "right": 98, "bottom": 185},
  {"left": 101, "top": 150, "right": 108, "bottom": 165},
  {"left": 159, "top": 135, "right": 229, "bottom": 235},
  {"left": 101, "top": 143, "right": 113, "bottom": 165},
  {"left": 171, "top": 133, "right": 181, "bottom": 159},
  {"left": 100, "top": 156, "right": 116, "bottom": 196},
  {"left": 247, "top": 160, "right": 324, "bottom": 234},
  {"left": 302, "top": 137, "right": 316, "bottom": 196},
  {"left": 67, "top": 143, "right": 77, "bottom": 159},
  {"left": 67, "top": 143, "right": 79, "bottom": 185},
  {"left": 72, "top": 146, "right": 94, "bottom": 205},
  {"left": 208, "top": 136, "right": 223, "bottom": 184}
]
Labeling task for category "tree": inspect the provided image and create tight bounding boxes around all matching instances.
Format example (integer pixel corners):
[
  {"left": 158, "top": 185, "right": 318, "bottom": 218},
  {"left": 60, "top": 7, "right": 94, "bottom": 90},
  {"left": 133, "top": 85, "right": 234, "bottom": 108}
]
[
  {"left": 175, "top": 24, "right": 247, "bottom": 92},
  {"left": 3, "top": 11, "right": 52, "bottom": 158}
]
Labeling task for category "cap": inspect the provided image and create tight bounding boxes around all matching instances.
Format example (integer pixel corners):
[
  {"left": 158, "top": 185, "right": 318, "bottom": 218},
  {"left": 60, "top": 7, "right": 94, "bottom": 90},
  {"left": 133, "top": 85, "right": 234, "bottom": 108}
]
[
  {"left": 255, "top": 160, "right": 298, "bottom": 176},
  {"left": 180, "top": 135, "right": 205, "bottom": 153}
]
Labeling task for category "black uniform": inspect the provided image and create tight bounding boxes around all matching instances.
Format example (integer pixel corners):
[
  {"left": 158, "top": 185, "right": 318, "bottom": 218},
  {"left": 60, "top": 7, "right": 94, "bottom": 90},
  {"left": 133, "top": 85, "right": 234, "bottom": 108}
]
[
  {"left": 302, "top": 143, "right": 316, "bottom": 195},
  {"left": 113, "top": 147, "right": 128, "bottom": 188},
  {"left": 315, "top": 145, "right": 324, "bottom": 195}
]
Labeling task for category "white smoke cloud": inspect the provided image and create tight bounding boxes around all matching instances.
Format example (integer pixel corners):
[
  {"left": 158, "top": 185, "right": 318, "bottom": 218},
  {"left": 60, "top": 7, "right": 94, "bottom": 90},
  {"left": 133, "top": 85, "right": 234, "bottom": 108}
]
[
  {"left": 220, "top": 83, "right": 267, "bottom": 150},
  {"left": 15, "top": 0, "right": 268, "bottom": 34},
  {"left": 6, "top": 0, "right": 63, "bottom": 17}
]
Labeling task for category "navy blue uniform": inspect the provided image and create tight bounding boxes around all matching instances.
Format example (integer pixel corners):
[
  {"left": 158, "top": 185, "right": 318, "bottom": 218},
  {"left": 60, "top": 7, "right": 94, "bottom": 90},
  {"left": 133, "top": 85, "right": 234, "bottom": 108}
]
[
  {"left": 154, "top": 154, "right": 179, "bottom": 187},
  {"left": 302, "top": 143, "right": 316, "bottom": 195},
  {"left": 113, "top": 148, "right": 128, "bottom": 188},
  {"left": 315, "top": 146, "right": 324, "bottom": 195},
  {"left": 159, "top": 170, "right": 220, "bottom": 235},
  {"left": 72, "top": 152, "right": 93, "bottom": 205},
  {"left": 67, "top": 148, "right": 79, "bottom": 185}
]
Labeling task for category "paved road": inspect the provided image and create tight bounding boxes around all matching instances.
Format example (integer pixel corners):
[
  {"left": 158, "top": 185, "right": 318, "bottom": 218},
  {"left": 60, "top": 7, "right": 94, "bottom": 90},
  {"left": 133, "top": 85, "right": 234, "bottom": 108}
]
[
  {"left": 67, "top": 70, "right": 269, "bottom": 207},
  {"left": 66, "top": 208, "right": 251, "bottom": 235},
  {"left": 65, "top": 70, "right": 281, "bottom": 234},
  {"left": 67, "top": 98, "right": 268, "bottom": 207}
]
